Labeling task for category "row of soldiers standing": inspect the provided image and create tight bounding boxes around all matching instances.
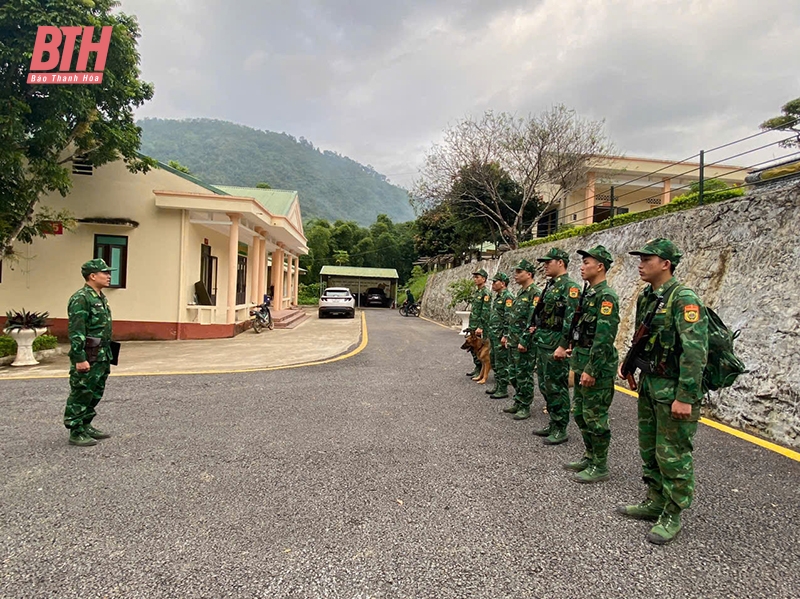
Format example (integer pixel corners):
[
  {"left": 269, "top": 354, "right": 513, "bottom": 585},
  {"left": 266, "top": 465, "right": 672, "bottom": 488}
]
[{"left": 464, "top": 239, "right": 708, "bottom": 546}]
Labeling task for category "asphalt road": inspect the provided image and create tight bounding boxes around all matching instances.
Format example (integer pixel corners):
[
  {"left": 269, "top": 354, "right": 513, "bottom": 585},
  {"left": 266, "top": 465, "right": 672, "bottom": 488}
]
[{"left": 1, "top": 309, "right": 798, "bottom": 598}]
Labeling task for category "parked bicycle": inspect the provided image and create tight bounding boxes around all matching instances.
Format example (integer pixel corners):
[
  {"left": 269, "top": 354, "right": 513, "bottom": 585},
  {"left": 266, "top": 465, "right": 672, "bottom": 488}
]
[
  {"left": 250, "top": 296, "right": 274, "bottom": 333},
  {"left": 398, "top": 300, "right": 421, "bottom": 317}
]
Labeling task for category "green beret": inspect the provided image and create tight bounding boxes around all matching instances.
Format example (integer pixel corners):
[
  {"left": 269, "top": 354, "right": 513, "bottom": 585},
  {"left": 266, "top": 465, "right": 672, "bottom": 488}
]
[
  {"left": 577, "top": 245, "right": 614, "bottom": 270},
  {"left": 472, "top": 268, "right": 489, "bottom": 278},
  {"left": 537, "top": 247, "right": 570, "bottom": 265},
  {"left": 492, "top": 272, "right": 510, "bottom": 284},
  {"left": 81, "top": 258, "right": 115, "bottom": 278},
  {"left": 514, "top": 258, "right": 535, "bottom": 274}
]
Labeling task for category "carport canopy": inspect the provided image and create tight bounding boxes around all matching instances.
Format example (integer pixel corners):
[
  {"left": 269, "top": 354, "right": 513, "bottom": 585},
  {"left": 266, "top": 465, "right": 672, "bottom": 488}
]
[{"left": 319, "top": 266, "right": 400, "bottom": 307}]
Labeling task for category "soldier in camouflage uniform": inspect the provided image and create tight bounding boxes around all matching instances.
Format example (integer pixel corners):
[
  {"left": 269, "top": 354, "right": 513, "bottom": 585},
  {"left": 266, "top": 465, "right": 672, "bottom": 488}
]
[
  {"left": 501, "top": 259, "right": 541, "bottom": 420},
  {"left": 616, "top": 238, "right": 709, "bottom": 546},
  {"left": 485, "top": 272, "right": 515, "bottom": 399},
  {"left": 466, "top": 268, "right": 492, "bottom": 377},
  {"left": 531, "top": 248, "right": 581, "bottom": 445},
  {"left": 564, "top": 245, "right": 620, "bottom": 483},
  {"left": 63, "top": 259, "right": 115, "bottom": 447}
]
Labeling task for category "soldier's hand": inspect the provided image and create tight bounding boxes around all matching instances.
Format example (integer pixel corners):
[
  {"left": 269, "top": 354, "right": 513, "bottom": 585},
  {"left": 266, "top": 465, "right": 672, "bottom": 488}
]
[
  {"left": 565, "top": 348, "right": 573, "bottom": 358},
  {"left": 616, "top": 364, "right": 624, "bottom": 380},
  {"left": 518, "top": 344, "right": 527, "bottom": 353},
  {"left": 580, "top": 372, "right": 596, "bottom": 387},
  {"left": 76, "top": 360, "right": 91, "bottom": 373},
  {"left": 528, "top": 326, "right": 535, "bottom": 334},
  {"left": 671, "top": 399, "right": 693, "bottom": 419},
  {"left": 501, "top": 336, "right": 508, "bottom": 348},
  {"left": 553, "top": 346, "right": 568, "bottom": 361}
]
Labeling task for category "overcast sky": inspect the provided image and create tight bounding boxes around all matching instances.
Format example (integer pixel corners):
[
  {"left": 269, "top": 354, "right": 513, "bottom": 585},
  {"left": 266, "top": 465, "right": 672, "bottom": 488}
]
[{"left": 124, "top": 0, "right": 800, "bottom": 188}]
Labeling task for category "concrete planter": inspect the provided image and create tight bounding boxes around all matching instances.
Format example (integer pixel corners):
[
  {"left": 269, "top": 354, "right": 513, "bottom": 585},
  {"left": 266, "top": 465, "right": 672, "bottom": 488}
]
[
  {"left": 5, "top": 328, "right": 47, "bottom": 367},
  {"left": 455, "top": 310, "right": 471, "bottom": 335}
]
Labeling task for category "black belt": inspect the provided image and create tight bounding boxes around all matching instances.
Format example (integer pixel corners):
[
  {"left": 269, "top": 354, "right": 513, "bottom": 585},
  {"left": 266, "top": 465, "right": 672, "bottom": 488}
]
[{"left": 635, "top": 357, "right": 670, "bottom": 377}]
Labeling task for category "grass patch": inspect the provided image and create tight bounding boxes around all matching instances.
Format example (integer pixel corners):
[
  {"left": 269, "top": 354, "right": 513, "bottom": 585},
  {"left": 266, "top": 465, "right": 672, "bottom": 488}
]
[{"left": 0, "top": 333, "right": 59, "bottom": 357}]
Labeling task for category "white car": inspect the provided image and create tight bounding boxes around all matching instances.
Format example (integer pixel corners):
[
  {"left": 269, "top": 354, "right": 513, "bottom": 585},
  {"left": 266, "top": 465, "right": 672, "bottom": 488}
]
[{"left": 318, "top": 287, "right": 356, "bottom": 319}]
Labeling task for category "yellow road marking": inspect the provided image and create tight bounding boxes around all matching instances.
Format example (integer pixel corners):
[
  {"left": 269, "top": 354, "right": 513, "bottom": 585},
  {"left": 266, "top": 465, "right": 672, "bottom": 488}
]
[
  {"left": 419, "top": 315, "right": 455, "bottom": 330},
  {"left": 614, "top": 385, "right": 800, "bottom": 462},
  {"left": 0, "top": 312, "right": 368, "bottom": 380}
]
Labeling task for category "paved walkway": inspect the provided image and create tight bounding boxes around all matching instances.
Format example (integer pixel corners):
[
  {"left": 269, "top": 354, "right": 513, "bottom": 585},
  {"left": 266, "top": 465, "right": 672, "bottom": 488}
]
[
  {"left": 1, "top": 309, "right": 797, "bottom": 598},
  {"left": 0, "top": 307, "right": 363, "bottom": 379}
]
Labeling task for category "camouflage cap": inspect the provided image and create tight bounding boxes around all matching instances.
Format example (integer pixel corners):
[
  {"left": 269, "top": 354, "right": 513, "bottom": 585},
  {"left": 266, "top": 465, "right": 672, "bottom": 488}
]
[
  {"left": 629, "top": 238, "right": 682, "bottom": 265},
  {"left": 492, "top": 272, "right": 510, "bottom": 284},
  {"left": 81, "top": 258, "right": 115, "bottom": 278},
  {"left": 472, "top": 268, "right": 489, "bottom": 278},
  {"left": 577, "top": 245, "right": 614, "bottom": 270},
  {"left": 536, "top": 247, "right": 570, "bottom": 265},
  {"left": 514, "top": 258, "right": 536, "bottom": 274}
]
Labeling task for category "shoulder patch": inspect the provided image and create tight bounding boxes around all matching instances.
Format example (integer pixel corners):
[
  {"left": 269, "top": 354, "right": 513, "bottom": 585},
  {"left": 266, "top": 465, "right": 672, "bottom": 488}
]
[
  {"left": 521, "top": 297, "right": 529, "bottom": 302},
  {"left": 569, "top": 287, "right": 580, "bottom": 299},
  {"left": 600, "top": 300, "right": 613, "bottom": 316},
  {"left": 684, "top": 304, "right": 700, "bottom": 323},
  {"left": 483, "top": 295, "right": 490, "bottom": 302},
  {"left": 505, "top": 298, "right": 513, "bottom": 307}
]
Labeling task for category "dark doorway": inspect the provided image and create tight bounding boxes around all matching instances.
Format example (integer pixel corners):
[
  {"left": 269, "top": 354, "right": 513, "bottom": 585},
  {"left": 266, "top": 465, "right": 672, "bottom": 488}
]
[
  {"left": 236, "top": 255, "right": 248, "bottom": 305},
  {"left": 200, "top": 244, "right": 218, "bottom": 305}
]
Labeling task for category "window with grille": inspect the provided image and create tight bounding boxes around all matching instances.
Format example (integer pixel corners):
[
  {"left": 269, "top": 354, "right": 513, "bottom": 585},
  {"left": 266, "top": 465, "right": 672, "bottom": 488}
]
[
  {"left": 72, "top": 155, "right": 93, "bottom": 176},
  {"left": 93, "top": 235, "right": 128, "bottom": 288}
]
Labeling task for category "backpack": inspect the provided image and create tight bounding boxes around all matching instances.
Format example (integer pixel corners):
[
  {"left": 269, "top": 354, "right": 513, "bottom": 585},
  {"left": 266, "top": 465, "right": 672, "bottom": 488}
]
[{"left": 664, "top": 285, "right": 747, "bottom": 393}]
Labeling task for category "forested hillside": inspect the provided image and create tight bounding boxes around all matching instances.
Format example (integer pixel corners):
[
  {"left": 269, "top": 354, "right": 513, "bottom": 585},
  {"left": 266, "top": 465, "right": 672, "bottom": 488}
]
[{"left": 137, "top": 118, "right": 414, "bottom": 225}]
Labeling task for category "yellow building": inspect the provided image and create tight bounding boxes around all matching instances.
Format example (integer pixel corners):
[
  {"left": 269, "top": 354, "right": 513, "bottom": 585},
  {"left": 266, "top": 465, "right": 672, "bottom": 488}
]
[
  {"left": 1, "top": 158, "right": 308, "bottom": 340},
  {"left": 538, "top": 155, "right": 746, "bottom": 235}
]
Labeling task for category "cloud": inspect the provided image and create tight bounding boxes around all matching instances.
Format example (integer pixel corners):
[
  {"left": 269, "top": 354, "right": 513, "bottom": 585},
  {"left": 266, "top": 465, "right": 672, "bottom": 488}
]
[{"left": 122, "top": 0, "right": 800, "bottom": 188}]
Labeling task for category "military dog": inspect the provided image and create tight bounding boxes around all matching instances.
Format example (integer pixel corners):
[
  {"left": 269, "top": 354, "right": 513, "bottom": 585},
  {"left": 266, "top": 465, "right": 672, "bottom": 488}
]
[{"left": 461, "top": 329, "right": 492, "bottom": 384}]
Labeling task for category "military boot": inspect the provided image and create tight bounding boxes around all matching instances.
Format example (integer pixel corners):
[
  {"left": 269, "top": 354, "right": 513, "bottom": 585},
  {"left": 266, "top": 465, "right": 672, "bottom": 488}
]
[
  {"left": 531, "top": 424, "right": 552, "bottom": 437},
  {"left": 512, "top": 407, "right": 530, "bottom": 420},
  {"left": 572, "top": 464, "right": 610, "bottom": 483},
  {"left": 85, "top": 425, "right": 111, "bottom": 440},
  {"left": 563, "top": 457, "right": 590, "bottom": 472},
  {"left": 646, "top": 509, "right": 682, "bottom": 545},
  {"left": 485, "top": 386, "right": 497, "bottom": 395},
  {"left": 490, "top": 388, "right": 509, "bottom": 399},
  {"left": 502, "top": 402, "right": 521, "bottom": 414},
  {"left": 615, "top": 496, "right": 664, "bottom": 521},
  {"left": 466, "top": 369, "right": 480, "bottom": 377},
  {"left": 68, "top": 430, "right": 97, "bottom": 447},
  {"left": 543, "top": 428, "right": 568, "bottom": 445}
]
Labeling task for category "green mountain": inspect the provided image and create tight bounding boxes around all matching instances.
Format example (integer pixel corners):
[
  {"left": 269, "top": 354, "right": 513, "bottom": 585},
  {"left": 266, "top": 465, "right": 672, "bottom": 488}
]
[{"left": 137, "top": 118, "right": 414, "bottom": 225}]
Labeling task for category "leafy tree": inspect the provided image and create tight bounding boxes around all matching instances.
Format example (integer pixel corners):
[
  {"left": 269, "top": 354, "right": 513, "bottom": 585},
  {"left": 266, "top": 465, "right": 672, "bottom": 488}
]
[
  {"left": 333, "top": 249, "right": 349, "bottom": 266},
  {"left": 412, "top": 106, "right": 613, "bottom": 249},
  {"left": 256, "top": 181, "right": 272, "bottom": 189},
  {"left": 168, "top": 160, "right": 190, "bottom": 173},
  {"left": 0, "top": 0, "right": 155, "bottom": 258},
  {"left": 760, "top": 98, "right": 800, "bottom": 148}
]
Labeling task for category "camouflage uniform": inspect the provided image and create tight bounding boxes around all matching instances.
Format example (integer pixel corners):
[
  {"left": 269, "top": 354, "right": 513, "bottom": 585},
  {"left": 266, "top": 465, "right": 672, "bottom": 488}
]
[
  {"left": 569, "top": 246, "right": 620, "bottom": 480},
  {"left": 487, "top": 272, "right": 515, "bottom": 397},
  {"left": 533, "top": 248, "right": 581, "bottom": 438},
  {"left": 503, "top": 259, "right": 541, "bottom": 416},
  {"left": 64, "top": 260, "right": 114, "bottom": 439},
  {"left": 467, "top": 269, "right": 492, "bottom": 373},
  {"left": 621, "top": 238, "right": 708, "bottom": 545}
]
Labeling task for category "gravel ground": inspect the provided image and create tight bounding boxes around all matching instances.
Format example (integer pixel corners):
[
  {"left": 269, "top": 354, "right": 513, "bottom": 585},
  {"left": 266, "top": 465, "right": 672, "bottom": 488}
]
[{"left": 1, "top": 309, "right": 798, "bottom": 598}]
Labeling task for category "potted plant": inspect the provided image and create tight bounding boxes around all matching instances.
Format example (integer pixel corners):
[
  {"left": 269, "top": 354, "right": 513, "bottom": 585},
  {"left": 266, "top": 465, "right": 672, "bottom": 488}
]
[
  {"left": 448, "top": 278, "right": 475, "bottom": 335},
  {"left": 3, "top": 309, "right": 50, "bottom": 366}
]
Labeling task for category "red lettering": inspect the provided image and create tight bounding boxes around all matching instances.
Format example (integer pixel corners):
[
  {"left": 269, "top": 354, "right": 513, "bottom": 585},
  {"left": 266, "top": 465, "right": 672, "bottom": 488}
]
[
  {"left": 58, "top": 27, "right": 83, "bottom": 71},
  {"left": 75, "top": 26, "right": 113, "bottom": 72},
  {"left": 30, "top": 26, "right": 62, "bottom": 71}
]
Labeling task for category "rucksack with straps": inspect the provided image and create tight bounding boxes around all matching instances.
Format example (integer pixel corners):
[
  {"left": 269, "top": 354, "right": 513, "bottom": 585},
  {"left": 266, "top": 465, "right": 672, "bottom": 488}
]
[{"left": 663, "top": 285, "right": 747, "bottom": 393}]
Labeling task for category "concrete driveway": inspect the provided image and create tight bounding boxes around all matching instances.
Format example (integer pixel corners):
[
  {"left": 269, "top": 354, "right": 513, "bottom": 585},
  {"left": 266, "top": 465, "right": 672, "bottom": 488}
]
[{"left": 1, "top": 309, "right": 797, "bottom": 598}]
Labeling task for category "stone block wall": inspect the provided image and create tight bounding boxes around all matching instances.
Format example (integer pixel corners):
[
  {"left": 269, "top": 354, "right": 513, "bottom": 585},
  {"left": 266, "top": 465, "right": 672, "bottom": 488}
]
[{"left": 420, "top": 180, "right": 800, "bottom": 448}]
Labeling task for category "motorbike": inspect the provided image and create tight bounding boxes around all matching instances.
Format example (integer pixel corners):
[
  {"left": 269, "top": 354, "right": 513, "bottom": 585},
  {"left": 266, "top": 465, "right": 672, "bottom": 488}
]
[
  {"left": 250, "top": 296, "right": 274, "bottom": 333},
  {"left": 399, "top": 300, "right": 421, "bottom": 317}
]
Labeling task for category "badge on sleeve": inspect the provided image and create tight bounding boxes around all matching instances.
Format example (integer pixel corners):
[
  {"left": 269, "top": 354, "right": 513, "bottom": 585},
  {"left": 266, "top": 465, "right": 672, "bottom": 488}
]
[
  {"left": 533, "top": 296, "right": 539, "bottom": 306},
  {"left": 484, "top": 296, "right": 490, "bottom": 302},
  {"left": 684, "top": 304, "right": 700, "bottom": 323},
  {"left": 505, "top": 299, "right": 513, "bottom": 307},
  {"left": 600, "top": 301, "right": 613, "bottom": 316},
  {"left": 569, "top": 287, "right": 580, "bottom": 299}
]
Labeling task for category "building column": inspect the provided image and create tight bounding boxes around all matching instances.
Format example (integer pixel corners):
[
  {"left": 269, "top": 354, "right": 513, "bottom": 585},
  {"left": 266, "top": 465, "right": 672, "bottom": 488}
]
[
  {"left": 293, "top": 256, "right": 300, "bottom": 305},
  {"left": 226, "top": 213, "right": 240, "bottom": 324},
  {"left": 584, "top": 172, "right": 596, "bottom": 225},
  {"left": 662, "top": 177, "right": 672, "bottom": 204},
  {"left": 249, "top": 237, "right": 260, "bottom": 304},
  {"left": 272, "top": 246, "right": 284, "bottom": 310},
  {"left": 255, "top": 228, "right": 266, "bottom": 304}
]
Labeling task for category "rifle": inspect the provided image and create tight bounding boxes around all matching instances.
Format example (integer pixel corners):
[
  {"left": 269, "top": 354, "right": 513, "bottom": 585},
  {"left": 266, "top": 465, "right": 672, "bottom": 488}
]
[
  {"left": 620, "top": 294, "right": 665, "bottom": 391},
  {"left": 567, "top": 282, "right": 590, "bottom": 350},
  {"left": 528, "top": 279, "right": 553, "bottom": 332}
]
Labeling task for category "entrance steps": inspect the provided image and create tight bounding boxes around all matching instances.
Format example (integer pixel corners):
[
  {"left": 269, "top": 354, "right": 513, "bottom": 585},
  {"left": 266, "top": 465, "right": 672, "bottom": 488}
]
[{"left": 271, "top": 307, "right": 309, "bottom": 329}]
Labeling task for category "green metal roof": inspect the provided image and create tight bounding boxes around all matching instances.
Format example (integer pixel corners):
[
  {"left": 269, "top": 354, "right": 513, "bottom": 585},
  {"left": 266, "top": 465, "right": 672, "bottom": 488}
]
[
  {"left": 320, "top": 265, "right": 399, "bottom": 279},
  {"left": 136, "top": 152, "right": 232, "bottom": 196},
  {"left": 213, "top": 186, "right": 297, "bottom": 217}
]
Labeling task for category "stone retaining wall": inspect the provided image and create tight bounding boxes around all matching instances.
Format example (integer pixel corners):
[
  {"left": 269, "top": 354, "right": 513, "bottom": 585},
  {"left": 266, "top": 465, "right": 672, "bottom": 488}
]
[{"left": 420, "top": 180, "right": 800, "bottom": 448}]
